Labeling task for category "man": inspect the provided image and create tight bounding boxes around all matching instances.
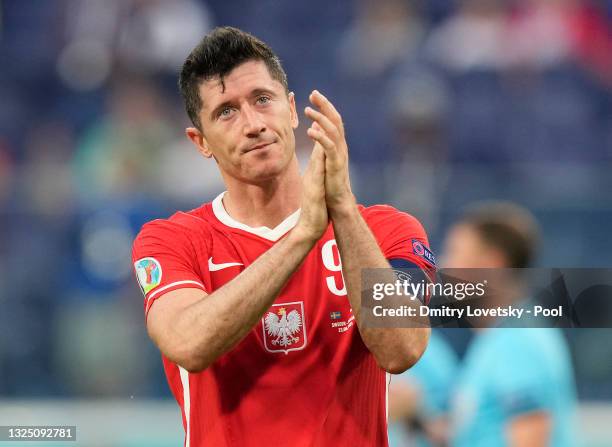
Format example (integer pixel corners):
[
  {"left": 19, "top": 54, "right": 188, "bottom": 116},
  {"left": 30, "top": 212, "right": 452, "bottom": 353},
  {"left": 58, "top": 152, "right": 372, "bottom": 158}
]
[
  {"left": 388, "top": 330, "right": 458, "bottom": 447},
  {"left": 132, "top": 27, "right": 434, "bottom": 446},
  {"left": 441, "top": 202, "right": 576, "bottom": 447}
]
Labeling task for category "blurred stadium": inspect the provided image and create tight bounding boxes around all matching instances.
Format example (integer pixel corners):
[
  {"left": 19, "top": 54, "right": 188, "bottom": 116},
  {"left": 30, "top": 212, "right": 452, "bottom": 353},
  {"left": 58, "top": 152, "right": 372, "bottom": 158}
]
[{"left": 0, "top": 0, "right": 611, "bottom": 446}]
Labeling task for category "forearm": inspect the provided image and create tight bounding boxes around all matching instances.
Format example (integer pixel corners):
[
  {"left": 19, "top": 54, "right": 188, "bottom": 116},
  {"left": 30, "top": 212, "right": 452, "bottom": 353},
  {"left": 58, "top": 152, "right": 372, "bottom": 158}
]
[
  {"left": 304, "top": 89, "right": 429, "bottom": 371},
  {"left": 154, "top": 140, "right": 328, "bottom": 372},
  {"left": 171, "top": 229, "right": 317, "bottom": 371},
  {"left": 330, "top": 202, "right": 430, "bottom": 373}
]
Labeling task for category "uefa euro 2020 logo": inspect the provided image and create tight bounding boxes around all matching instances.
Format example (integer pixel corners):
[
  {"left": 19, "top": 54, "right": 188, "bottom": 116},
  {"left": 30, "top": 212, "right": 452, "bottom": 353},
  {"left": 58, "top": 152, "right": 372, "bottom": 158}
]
[{"left": 134, "top": 257, "right": 162, "bottom": 295}]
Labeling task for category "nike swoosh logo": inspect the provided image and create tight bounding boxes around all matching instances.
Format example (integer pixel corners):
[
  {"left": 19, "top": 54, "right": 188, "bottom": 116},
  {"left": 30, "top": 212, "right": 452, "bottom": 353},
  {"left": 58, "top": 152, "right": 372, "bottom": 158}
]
[{"left": 208, "top": 257, "right": 243, "bottom": 272}]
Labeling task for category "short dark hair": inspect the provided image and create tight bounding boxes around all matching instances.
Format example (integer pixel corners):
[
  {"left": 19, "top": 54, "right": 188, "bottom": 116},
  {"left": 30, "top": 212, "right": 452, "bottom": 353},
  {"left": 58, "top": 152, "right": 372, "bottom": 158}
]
[
  {"left": 179, "top": 26, "right": 289, "bottom": 129},
  {"left": 461, "top": 202, "right": 540, "bottom": 269}
]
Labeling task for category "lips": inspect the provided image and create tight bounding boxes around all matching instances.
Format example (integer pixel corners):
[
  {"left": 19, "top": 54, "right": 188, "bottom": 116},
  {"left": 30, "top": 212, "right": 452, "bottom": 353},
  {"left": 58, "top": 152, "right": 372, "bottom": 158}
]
[{"left": 243, "top": 141, "right": 275, "bottom": 154}]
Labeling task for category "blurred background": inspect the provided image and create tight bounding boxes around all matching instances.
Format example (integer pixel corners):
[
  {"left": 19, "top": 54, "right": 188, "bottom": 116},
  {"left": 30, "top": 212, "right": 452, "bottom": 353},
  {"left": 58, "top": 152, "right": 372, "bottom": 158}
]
[{"left": 0, "top": 0, "right": 610, "bottom": 445}]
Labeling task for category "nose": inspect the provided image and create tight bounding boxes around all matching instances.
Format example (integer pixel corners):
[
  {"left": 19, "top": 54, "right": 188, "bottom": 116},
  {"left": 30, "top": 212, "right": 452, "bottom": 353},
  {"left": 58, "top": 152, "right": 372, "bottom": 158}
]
[{"left": 242, "top": 105, "right": 266, "bottom": 137}]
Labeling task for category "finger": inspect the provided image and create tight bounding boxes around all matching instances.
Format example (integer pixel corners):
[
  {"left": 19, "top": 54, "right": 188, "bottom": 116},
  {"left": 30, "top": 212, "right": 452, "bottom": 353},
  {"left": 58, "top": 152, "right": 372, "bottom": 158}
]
[
  {"left": 306, "top": 126, "right": 336, "bottom": 158},
  {"left": 304, "top": 141, "right": 325, "bottom": 178},
  {"left": 304, "top": 106, "right": 339, "bottom": 140},
  {"left": 304, "top": 145, "right": 326, "bottom": 201},
  {"left": 311, "top": 144, "right": 325, "bottom": 178},
  {"left": 309, "top": 90, "right": 342, "bottom": 128}
]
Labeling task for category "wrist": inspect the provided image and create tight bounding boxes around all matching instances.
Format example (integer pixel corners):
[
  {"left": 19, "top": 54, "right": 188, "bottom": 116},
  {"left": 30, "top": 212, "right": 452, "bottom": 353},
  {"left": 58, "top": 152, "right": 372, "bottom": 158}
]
[
  {"left": 328, "top": 195, "right": 358, "bottom": 219},
  {"left": 288, "top": 225, "right": 321, "bottom": 248}
]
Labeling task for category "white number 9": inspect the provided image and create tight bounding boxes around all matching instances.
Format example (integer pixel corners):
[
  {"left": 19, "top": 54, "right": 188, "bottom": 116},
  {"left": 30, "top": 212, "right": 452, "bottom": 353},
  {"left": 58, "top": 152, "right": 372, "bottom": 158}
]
[{"left": 321, "top": 239, "right": 347, "bottom": 296}]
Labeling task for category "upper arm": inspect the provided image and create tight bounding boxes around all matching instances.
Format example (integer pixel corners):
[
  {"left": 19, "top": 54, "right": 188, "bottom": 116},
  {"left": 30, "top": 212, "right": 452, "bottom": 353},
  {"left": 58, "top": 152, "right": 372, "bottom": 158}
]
[
  {"left": 507, "top": 411, "right": 551, "bottom": 447},
  {"left": 362, "top": 207, "right": 433, "bottom": 369},
  {"left": 132, "top": 220, "right": 209, "bottom": 319},
  {"left": 365, "top": 206, "right": 436, "bottom": 271},
  {"left": 146, "top": 287, "right": 208, "bottom": 357},
  {"left": 132, "top": 220, "right": 211, "bottom": 365},
  {"left": 365, "top": 206, "right": 436, "bottom": 303}
]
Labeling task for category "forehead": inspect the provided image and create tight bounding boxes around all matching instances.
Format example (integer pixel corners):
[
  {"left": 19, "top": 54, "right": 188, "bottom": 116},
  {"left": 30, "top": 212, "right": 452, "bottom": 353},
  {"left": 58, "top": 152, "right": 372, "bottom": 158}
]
[{"left": 198, "top": 60, "right": 283, "bottom": 110}]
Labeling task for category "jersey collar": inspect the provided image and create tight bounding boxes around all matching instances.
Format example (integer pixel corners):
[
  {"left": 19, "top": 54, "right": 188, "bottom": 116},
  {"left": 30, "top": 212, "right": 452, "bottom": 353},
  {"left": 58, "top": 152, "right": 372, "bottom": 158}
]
[{"left": 212, "top": 192, "right": 300, "bottom": 242}]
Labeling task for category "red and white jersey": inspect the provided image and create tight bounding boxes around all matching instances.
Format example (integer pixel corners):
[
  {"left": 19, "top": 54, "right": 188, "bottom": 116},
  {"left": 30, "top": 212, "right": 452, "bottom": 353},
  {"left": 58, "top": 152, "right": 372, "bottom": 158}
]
[{"left": 132, "top": 192, "right": 435, "bottom": 447}]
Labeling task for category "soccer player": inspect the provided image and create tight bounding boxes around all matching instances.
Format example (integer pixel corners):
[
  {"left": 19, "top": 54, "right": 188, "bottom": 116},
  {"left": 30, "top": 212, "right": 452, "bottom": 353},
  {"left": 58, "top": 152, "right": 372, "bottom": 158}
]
[
  {"left": 442, "top": 202, "right": 576, "bottom": 447},
  {"left": 132, "top": 27, "right": 435, "bottom": 446}
]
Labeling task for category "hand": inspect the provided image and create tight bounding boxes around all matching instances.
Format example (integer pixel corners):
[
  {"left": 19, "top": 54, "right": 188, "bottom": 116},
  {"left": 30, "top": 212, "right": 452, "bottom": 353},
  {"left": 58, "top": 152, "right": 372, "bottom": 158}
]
[
  {"left": 305, "top": 90, "right": 355, "bottom": 212},
  {"left": 294, "top": 143, "right": 329, "bottom": 243}
]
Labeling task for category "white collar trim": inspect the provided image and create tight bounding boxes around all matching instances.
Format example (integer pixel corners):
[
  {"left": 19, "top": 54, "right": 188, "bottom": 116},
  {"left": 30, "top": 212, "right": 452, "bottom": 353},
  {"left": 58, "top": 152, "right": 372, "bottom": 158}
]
[{"left": 212, "top": 192, "right": 300, "bottom": 242}]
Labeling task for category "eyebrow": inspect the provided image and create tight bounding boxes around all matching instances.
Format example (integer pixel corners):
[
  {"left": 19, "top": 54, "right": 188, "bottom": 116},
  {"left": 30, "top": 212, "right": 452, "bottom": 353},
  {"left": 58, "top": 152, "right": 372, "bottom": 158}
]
[
  {"left": 208, "top": 87, "right": 278, "bottom": 121},
  {"left": 251, "top": 88, "right": 276, "bottom": 98}
]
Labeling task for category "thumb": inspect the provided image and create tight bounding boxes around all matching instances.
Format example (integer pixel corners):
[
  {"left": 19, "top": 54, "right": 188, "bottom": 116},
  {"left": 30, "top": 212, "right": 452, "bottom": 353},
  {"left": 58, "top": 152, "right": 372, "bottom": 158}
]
[{"left": 304, "top": 143, "right": 325, "bottom": 178}]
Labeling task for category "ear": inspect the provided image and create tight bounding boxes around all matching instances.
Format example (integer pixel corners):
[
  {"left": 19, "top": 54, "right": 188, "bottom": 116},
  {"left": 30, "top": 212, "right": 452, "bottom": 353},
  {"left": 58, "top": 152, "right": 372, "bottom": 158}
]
[
  {"left": 186, "top": 127, "right": 213, "bottom": 158},
  {"left": 288, "top": 92, "right": 299, "bottom": 129}
]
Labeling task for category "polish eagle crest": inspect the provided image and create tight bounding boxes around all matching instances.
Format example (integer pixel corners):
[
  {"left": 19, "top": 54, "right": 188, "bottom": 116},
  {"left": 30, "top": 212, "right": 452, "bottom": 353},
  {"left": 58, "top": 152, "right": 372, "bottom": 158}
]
[{"left": 264, "top": 307, "right": 302, "bottom": 348}]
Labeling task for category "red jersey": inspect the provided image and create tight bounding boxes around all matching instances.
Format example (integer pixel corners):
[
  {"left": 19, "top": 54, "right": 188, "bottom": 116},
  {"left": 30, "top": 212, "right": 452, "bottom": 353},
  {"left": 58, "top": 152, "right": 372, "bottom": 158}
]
[{"left": 132, "top": 193, "right": 435, "bottom": 447}]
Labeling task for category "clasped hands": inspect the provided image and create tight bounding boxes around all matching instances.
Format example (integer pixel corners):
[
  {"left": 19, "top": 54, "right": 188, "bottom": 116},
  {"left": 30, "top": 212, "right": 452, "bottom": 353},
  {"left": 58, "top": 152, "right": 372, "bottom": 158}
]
[{"left": 297, "top": 90, "right": 355, "bottom": 241}]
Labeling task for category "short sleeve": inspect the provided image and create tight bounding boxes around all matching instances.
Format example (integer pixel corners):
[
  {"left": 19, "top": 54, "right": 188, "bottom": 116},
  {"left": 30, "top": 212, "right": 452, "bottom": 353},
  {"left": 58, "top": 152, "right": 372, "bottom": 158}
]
[
  {"left": 132, "top": 219, "right": 208, "bottom": 318},
  {"left": 364, "top": 205, "right": 437, "bottom": 272}
]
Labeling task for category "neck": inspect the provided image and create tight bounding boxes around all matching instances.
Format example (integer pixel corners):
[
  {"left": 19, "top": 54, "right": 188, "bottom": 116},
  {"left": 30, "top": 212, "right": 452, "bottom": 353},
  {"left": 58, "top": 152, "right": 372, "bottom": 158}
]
[{"left": 221, "top": 156, "right": 302, "bottom": 229}]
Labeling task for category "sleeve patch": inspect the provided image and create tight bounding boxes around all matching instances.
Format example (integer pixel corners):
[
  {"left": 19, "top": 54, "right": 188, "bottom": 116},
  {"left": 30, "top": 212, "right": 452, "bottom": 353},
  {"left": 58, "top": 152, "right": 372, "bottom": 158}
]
[
  {"left": 412, "top": 239, "right": 436, "bottom": 267},
  {"left": 134, "top": 257, "right": 163, "bottom": 295},
  {"left": 388, "top": 258, "right": 432, "bottom": 305}
]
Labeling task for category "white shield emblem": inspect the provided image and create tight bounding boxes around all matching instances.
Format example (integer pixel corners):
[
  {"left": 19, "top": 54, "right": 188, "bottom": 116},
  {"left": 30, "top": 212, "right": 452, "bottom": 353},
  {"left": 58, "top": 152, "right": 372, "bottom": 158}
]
[{"left": 262, "top": 301, "right": 307, "bottom": 354}]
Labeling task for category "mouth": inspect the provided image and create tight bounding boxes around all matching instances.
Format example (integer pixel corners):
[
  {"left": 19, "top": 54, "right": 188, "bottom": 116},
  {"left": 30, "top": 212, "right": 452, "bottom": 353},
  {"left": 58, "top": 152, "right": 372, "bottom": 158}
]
[{"left": 243, "top": 141, "right": 275, "bottom": 154}]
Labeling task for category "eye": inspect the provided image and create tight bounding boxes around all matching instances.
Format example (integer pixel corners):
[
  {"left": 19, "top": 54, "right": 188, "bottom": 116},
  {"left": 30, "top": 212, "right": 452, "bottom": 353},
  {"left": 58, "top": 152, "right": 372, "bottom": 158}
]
[
  {"left": 218, "top": 107, "right": 235, "bottom": 120},
  {"left": 256, "top": 95, "right": 271, "bottom": 105}
]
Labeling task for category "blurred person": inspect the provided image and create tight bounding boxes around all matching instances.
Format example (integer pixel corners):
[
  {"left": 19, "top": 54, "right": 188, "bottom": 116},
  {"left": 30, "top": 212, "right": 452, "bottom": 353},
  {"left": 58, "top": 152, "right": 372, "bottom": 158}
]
[
  {"left": 506, "top": 0, "right": 612, "bottom": 84},
  {"left": 384, "top": 68, "right": 451, "bottom": 233},
  {"left": 115, "top": 0, "right": 213, "bottom": 74},
  {"left": 426, "top": 0, "right": 510, "bottom": 72},
  {"left": 132, "top": 27, "right": 435, "bottom": 447},
  {"left": 569, "top": 1, "right": 612, "bottom": 86},
  {"left": 333, "top": 0, "right": 429, "bottom": 202},
  {"left": 72, "top": 74, "right": 174, "bottom": 203},
  {"left": 423, "top": 0, "right": 512, "bottom": 163},
  {"left": 442, "top": 202, "right": 577, "bottom": 447},
  {"left": 336, "top": 0, "right": 426, "bottom": 78},
  {"left": 504, "top": 0, "right": 578, "bottom": 70},
  {"left": 20, "top": 120, "right": 76, "bottom": 217},
  {"left": 388, "top": 330, "right": 459, "bottom": 447},
  {"left": 58, "top": 0, "right": 212, "bottom": 90},
  {"left": 1, "top": 120, "right": 78, "bottom": 396}
]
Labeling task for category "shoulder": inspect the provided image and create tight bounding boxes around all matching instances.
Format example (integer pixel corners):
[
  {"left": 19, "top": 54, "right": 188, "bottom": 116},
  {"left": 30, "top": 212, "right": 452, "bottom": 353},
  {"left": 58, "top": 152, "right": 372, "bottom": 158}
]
[
  {"left": 484, "top": 328, "right": 561, "bottom": 351},
  {"left": 360, "top": 204, "right": 427, "bottom": 239},
  {"left": 360, "top": 204, "right": 430, "bottom": 249},
  {"left": 133, "top": 204, "right": 213, "bottom": 251},
  {"left": 479, "top": 329, "right": 570, "bottom": 375},
  {"left": 359, "top": 204, "right": 435, "bottom": 269}
]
